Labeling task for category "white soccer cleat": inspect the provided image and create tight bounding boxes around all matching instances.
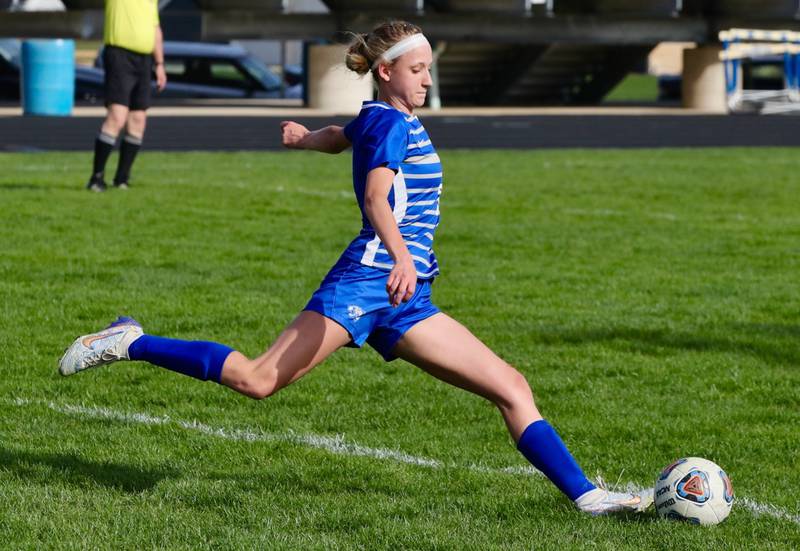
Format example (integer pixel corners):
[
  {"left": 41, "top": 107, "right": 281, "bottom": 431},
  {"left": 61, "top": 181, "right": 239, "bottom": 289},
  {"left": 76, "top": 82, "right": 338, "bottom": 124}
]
[
  {"left": 575, "top": 486, "right": 655, "bottom": 516},
  {"left": 58, "top": 316, "right": 143, "bottom": 376}
]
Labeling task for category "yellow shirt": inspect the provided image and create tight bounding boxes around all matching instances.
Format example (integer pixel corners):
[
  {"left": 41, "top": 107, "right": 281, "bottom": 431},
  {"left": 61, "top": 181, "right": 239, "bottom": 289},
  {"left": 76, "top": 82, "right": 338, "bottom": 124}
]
[{"left": 104, "top": 0, "right": 160, "bottom": 55}]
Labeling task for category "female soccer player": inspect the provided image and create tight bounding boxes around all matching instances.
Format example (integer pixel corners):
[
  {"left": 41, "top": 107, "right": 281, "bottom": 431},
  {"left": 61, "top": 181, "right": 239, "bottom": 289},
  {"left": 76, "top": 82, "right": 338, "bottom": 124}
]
[{"left": 59, "top": 21, "right": 652, "bottom": 516}]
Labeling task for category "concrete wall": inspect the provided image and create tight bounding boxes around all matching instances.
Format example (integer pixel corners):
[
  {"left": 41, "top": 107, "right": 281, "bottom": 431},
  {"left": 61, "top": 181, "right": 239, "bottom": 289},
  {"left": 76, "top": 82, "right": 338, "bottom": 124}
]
[
  {"left": 306, "top": 43, "right": 372, "bottom": 112},
  {"left": 682, "top": 45, "right": 727, "bottom": 112}
]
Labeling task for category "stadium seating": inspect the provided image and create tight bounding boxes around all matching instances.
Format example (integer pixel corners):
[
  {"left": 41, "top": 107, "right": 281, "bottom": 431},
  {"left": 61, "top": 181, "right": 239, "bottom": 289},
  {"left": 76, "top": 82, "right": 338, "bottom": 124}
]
[{"left": 6, "top": 0, "right": 800, "bottom": 106}]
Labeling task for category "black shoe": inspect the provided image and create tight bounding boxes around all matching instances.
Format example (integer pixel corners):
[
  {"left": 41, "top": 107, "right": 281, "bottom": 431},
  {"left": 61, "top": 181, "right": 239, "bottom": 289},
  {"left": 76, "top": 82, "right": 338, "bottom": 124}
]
[
  {"left": 113, "top": 181, "right": 130, "bottom": 190},
  {"left": 86, "top": 176, "right": 107, "bottom": 192}
]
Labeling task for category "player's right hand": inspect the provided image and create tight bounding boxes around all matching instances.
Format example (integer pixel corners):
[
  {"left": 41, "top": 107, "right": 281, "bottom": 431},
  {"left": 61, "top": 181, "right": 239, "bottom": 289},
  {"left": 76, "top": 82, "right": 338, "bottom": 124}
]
[{"left": 281, "top": 121, "right": 310, "bottom": 149}]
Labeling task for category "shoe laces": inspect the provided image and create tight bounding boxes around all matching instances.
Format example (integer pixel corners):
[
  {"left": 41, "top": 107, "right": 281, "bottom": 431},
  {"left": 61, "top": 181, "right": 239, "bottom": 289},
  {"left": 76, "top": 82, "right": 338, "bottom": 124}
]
[{"left": 593, "top": 469, "right": 626, "bottom": 492}]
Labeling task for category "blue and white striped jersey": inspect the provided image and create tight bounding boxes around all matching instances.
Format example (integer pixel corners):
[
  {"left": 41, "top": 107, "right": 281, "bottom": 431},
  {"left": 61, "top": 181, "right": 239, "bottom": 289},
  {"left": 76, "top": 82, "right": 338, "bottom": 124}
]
[{"left": 342, "top": 101, "right": 442, "bottom": 279}]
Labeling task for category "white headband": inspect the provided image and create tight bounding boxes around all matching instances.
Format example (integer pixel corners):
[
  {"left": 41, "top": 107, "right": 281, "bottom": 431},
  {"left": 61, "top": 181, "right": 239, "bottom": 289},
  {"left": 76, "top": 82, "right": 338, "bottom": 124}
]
[{"left": 371, "top": 33, "right": 430, "bottom": 70}]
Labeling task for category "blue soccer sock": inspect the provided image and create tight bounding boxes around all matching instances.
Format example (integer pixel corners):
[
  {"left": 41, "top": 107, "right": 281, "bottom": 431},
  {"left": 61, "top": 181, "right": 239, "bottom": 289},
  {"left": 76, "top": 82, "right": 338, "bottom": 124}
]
[
  {"left": 128, "top": 335, "right": 234, "bottom": 383},
  {"left": 517, "top": 419, "right": 597, "bottom": 501}
]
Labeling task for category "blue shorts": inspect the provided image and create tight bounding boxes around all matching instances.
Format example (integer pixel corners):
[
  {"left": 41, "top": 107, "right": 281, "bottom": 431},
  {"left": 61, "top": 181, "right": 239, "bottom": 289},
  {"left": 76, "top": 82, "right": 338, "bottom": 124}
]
[{"left": 304, "top": 258, "right": 440, "bottom": 361}]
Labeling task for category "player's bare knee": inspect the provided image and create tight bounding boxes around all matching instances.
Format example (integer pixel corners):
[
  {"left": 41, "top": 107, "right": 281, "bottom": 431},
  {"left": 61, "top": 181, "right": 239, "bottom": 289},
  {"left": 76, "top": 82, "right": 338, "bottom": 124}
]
[
  {"left": 243, "top": 369, "right": 281, "bottom": 400},
  {"left": 236, "top": 378, "right": 271, "bottom": 400},
  {"left": 252, "top": 381, "right": 280, "bottom": 400},
  {"left": 222, "top": 356, "right": 275, "bottom": 399},
  {"left": 495, "top": 365, "right": 534, "bottom": 410}
]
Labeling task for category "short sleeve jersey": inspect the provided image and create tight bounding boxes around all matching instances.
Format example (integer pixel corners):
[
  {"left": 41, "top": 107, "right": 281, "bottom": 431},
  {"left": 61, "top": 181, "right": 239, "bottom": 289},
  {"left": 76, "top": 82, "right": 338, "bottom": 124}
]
[
  {"left": 104, "top": 0, "right": 160, "bottom": 55},
  {"left": 342, "top": 101, "right": 443, "bottom": 279}
]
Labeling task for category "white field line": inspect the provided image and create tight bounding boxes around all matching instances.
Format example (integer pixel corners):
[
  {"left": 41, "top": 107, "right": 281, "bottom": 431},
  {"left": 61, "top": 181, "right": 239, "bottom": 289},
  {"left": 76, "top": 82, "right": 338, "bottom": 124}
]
[
  {"left": 10, "top": 397, "right": 440, "bottom": 469},
  {"left": 738, "top": 498, "right": 800, "bottom": 525},
  {"left": 8, "top": 397, "right": 799, "bottom": 526}
]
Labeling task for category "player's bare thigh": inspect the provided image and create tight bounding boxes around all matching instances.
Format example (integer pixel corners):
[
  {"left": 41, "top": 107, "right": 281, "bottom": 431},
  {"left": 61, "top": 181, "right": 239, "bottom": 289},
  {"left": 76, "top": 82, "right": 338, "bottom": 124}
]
[
  {"left": 392, "top": 312, "right": 542, "bottom": 440},
  {"left": 220, "top": 310, "right": 351, "bottom": 399}
]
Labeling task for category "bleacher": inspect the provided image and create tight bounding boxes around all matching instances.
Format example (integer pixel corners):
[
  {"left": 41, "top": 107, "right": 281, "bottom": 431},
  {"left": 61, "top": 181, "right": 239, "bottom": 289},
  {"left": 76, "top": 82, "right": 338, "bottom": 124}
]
[
  {"left": 3, "top": 0, "right": 800, "bottom": 106},
  {"left": 720, "top": 28, "right": 800, "bottom": 114}
]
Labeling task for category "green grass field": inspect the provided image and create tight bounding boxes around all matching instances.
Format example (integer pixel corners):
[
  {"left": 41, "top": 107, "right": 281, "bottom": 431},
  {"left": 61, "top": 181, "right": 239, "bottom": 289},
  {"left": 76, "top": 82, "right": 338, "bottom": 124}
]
[
  {"left": 1, "top": 148, "right": 798, "bottom": 549},
  {"left": 603, "top": 73, "right": 659, "bottom": 103}
]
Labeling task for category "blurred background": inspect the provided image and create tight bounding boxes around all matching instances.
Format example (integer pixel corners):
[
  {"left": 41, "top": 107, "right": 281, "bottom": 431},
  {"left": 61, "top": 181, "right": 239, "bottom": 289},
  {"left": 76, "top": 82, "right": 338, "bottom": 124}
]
[{"left": 1, "top": 0, "right": 799, "bottom": 114}]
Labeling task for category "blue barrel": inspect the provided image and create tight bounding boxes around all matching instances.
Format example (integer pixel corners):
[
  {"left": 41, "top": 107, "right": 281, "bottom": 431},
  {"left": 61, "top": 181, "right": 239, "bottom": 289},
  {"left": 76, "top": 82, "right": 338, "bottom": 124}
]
[{"left": 21, "top": 39, "right": 75, "bottom": 116}]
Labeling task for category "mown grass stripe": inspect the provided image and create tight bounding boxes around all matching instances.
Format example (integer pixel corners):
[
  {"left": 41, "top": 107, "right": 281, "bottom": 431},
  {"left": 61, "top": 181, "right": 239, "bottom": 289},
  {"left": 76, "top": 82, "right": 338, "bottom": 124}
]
[{"left": 9, "top": 396, "right": 799, "bottom": 527}]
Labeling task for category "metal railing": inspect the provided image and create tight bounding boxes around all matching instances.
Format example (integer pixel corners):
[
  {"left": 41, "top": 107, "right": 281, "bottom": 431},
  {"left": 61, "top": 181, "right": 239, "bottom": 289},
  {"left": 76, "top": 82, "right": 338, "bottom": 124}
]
[{"left": 720, "top": 28, "right": 800, "bottom": 114}]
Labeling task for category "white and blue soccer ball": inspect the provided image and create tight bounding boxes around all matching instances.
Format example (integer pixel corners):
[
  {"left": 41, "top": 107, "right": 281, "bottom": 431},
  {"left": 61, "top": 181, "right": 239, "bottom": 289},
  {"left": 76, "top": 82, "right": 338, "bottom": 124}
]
[{"left": 654, "top": 457, "right": 734, "bottom": 525}]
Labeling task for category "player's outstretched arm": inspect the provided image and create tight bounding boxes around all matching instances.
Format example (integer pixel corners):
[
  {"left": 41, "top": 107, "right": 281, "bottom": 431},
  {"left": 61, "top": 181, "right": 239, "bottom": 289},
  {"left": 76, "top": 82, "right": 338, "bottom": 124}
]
[{"left": 280, "top": 121, "right": 351, "bottom": 154}]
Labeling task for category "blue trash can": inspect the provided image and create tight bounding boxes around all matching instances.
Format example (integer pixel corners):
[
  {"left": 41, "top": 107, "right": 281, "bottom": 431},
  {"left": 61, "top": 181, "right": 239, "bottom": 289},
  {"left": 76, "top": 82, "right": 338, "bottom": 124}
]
[{"left": 21, "top": 39, "right": 75, "bottom": 116}]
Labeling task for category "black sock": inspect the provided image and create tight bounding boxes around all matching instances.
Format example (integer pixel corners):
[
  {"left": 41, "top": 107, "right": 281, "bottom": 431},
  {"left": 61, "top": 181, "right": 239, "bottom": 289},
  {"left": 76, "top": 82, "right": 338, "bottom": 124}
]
[
  {"left": 91, "top": 131, "right": 117, "bottom": 180},
  {"left": 114, "top": 134, "right": 142, "bottom": 185}
]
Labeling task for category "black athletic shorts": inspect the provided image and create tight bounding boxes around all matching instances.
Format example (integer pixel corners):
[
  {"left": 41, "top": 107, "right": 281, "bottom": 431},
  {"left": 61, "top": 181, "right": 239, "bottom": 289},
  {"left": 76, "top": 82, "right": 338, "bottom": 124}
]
[{"left": 103, "top": 45, "right": 153, "bottom": 110}]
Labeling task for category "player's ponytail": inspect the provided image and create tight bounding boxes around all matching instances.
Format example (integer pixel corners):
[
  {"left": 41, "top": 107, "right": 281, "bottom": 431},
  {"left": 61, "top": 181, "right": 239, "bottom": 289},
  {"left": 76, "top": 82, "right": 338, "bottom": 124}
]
[{"left": 344, "top": 33, "right": 372, "bottom": 75}]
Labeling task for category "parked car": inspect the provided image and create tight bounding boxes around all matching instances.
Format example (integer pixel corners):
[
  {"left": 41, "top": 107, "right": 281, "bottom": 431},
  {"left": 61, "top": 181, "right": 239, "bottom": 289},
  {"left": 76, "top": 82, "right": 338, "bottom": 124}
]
[
  {"left": 94, "top": 41, "right": 302, "bottom": 101},
  {"left": 0, "top": 39, "right": 302, "bottom": 102},
  {"left": 0, "top": 38, "right": 126, "bottom": 102}
]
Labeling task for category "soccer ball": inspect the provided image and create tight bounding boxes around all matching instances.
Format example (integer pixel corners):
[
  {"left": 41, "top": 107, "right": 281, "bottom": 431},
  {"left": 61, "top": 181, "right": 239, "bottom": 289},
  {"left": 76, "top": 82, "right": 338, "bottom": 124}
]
[{"left": 654, "top": 457, "right": 734, "bottom": 525}]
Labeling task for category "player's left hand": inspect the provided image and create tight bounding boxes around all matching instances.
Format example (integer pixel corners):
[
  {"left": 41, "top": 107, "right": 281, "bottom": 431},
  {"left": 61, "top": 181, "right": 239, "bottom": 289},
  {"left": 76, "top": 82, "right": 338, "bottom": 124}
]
[{"left": 155, "top": 64, "right": 167, "bottom": 92}]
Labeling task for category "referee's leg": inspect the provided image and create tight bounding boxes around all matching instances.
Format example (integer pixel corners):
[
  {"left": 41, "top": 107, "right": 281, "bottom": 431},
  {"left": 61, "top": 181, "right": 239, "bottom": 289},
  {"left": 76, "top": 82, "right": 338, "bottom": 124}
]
[
  {"left": 112, "top": 50, "right": 151, "bottom": 188},
  {"left": 87, "top": 103, "right": 128, "bottom": 191},
  {"left": 113, "top": 109, "right": 146, "bottom": 188}
]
